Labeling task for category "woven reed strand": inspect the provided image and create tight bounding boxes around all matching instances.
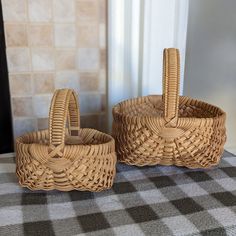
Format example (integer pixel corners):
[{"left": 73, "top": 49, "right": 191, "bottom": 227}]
[
  {"left": 16, "top": 89, "right": 117, "bottom": 191},
  {"left": 112, "top": 48, "right": 226, "bottom": 168}
]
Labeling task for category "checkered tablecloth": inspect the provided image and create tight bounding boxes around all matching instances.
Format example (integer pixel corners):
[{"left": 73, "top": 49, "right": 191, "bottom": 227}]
[{"left": 0, "top": 151, "right": 235, "bottom": 236}]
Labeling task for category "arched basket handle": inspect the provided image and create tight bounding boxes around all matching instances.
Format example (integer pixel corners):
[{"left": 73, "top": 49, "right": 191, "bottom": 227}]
[
  {"left": 48, "top": 89, "right": 80, "bottom": 158},
  {"left": 162, "top": 48, "right": 180, "bottom": 127}
]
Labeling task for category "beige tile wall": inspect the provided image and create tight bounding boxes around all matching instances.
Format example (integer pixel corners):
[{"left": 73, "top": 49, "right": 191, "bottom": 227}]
[{"left": 2, "top": 0, "right": 107, "bottom": 138}]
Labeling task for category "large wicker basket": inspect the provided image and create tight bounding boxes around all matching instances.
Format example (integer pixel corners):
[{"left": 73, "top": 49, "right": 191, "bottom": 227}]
[
  {"left": 112, "top": 48, "right": 226, "bottom": 168},
  {"left": 16, "top": 89, "right": 117, "bottom": 191}
]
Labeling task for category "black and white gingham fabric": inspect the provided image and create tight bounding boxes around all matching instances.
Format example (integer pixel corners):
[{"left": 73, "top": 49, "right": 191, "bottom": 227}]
[{"left": 0, "top": 151, "right": 235, "bottom": 236}]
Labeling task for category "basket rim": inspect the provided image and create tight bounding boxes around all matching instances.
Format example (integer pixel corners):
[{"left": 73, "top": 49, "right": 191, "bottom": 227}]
[
  {"left": 16, "top": 128, "right": 115, "bottom": 150},
  {"left": 112, "top": 95, "right": 226, "bottom": 121}
]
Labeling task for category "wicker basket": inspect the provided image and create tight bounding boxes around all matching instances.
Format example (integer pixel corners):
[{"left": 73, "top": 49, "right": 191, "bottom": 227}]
[
  {"left": 112, "top": 48, "right": 226, "bottom": 168},
  {"left": 16, "top": 89, "right": 117, "bottom": 191}
]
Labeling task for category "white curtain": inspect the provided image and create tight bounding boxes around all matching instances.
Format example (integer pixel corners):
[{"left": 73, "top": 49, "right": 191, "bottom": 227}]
[{"left": 108, "top": 0, "right": 189, "bottom": 130}]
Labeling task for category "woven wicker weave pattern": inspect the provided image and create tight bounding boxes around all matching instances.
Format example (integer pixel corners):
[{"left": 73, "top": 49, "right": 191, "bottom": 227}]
[
  {"left": 112, "top": 48, "right": 226, "bottom": 168},
  {"left": 16, "top": 89, "right": 117, "bottom": 191}
]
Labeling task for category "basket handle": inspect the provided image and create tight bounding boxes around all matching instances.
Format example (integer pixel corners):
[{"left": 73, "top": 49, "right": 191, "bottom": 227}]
[
  {"left": 48, "top": 89, "right": 80, "bottom": 158},
  {"left": 162, "top": 48, "right": 180, "bottom": 127}
]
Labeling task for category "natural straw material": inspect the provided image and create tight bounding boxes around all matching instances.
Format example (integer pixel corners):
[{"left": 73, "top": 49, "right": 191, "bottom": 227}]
[
  {"left": 112, "top": 48, "right": 226, "bottom": 168},
  {"left": 16, "top": 89, "right": 117, "bottom": 191}
]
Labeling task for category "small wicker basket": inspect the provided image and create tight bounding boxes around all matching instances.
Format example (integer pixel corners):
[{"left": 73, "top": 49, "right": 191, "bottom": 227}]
[
  {"left": 16, "top": 89, "right": 117, "bottom": 191},
  {"left": 112, "top": 48, "right": 226, "bottom": 168}
]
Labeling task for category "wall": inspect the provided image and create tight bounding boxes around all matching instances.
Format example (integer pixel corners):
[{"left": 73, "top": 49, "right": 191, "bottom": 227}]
[
  {"left": 2, "top": 0, "right": 107, "bottom": 138},
  {"left": 184, "top": 0, "right": 236, "bottom": 149}
]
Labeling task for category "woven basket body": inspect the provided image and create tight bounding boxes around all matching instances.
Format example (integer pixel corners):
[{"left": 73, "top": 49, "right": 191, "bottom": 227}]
[
  {"left": 16, "top": 89, "right": 117, "bottom": 191},
  {"left": 112, "top": 48, "right": 226, "bottom": 168}
]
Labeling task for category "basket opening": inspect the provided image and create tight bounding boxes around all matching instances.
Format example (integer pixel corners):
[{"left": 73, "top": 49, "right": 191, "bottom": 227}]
[
  {"left": 114, "top": 95, "right": 224, "bottom": 119},
  {"left": 17, "top": 129, "right": 113, "bottom": 147}
]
